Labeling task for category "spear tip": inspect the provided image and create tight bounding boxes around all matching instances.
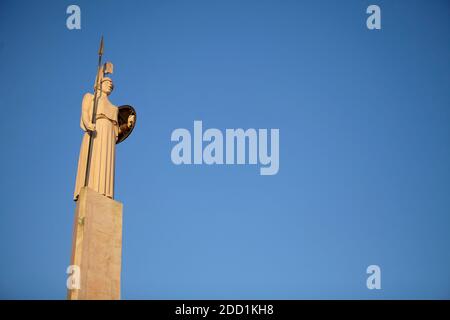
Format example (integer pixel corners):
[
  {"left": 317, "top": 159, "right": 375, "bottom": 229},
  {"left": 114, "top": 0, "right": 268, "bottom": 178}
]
[{"left": 98, "top": 36, "right": 104, "bottom": 56}]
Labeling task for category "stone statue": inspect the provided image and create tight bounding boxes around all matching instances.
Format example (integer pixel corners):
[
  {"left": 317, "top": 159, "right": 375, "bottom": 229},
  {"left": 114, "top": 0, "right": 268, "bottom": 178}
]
[
  {"left": 69, "top": 38, "right": 135, "bottom": 300},
  {"left": 73, "top": 60, "right": 136, "bottom": 201}
]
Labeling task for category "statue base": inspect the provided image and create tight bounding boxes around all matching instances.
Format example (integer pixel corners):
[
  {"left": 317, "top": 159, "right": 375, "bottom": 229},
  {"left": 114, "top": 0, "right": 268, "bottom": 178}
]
[{"left": 67, "top": 187, "right": 123, "bottom": 300}]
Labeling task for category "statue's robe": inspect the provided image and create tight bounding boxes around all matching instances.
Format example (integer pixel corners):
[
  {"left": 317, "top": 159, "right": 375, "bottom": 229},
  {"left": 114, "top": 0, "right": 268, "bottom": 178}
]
[{"left": 74, "top": 93, "right": 119, "bottom": 200}]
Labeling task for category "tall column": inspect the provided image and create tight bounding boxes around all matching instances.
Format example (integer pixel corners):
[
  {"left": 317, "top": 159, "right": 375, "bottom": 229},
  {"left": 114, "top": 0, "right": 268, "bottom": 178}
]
[{"left": 68, "top": 187, "right": 123, "bottom": 300}]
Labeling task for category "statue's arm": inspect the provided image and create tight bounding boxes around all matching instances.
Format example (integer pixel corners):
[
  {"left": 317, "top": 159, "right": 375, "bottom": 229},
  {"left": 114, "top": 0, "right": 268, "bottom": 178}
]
[{"left": 81, "top": 93, "right": 95, "bottom": 132}]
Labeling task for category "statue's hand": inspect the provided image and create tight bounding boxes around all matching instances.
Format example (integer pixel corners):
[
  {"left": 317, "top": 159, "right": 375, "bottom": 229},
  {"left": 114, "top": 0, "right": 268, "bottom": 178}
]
[
  {"left": 127, "top": 114, "right": 135, "bottom": 129},
  {"left": 86, "top": 123, "right": 96, "bottom": 132}
]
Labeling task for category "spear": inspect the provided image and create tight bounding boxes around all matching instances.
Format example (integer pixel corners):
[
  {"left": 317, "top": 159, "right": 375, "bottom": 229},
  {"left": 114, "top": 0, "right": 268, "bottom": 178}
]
[{"left": 84, "top": 36, "right": 104, "bottom": 187}]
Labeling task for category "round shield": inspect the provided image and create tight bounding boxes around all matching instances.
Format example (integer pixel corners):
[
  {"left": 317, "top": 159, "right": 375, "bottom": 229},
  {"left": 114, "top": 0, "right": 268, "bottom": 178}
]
[{"left": 117, "top": 105, "right": 137, "bottom": 144}]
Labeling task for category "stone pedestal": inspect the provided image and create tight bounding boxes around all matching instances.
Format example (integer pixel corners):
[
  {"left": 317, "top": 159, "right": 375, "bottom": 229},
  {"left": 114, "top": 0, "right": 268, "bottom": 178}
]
[{"left": 67, "top": 187, "right": 123, "bottom": 300}]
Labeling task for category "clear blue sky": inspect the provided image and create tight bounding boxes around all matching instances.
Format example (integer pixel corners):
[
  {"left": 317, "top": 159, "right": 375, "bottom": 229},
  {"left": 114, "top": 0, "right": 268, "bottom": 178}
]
[{"left": 0, "top": 0, "right": 449, "bottom": 299}]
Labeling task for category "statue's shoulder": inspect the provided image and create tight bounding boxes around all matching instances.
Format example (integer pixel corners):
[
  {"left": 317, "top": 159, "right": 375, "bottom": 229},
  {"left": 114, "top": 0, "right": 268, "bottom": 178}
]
[
  {"left": 81, "top": 93, "right": 94, "bottom": 109},
  {"left": 83, "top": 92, "right": 94, "bottom": 100}
]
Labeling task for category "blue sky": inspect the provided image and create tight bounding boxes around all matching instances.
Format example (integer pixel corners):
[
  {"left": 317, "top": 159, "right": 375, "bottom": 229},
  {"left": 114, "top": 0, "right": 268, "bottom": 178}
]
[{"left": 0, "top": 0, "right": 449, "bottom": 299}]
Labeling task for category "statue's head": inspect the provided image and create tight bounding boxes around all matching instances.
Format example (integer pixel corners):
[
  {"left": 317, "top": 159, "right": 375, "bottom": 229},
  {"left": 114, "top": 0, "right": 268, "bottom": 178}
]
[{"left": 100, "top": 77, "right": 114, "bottom": 95}]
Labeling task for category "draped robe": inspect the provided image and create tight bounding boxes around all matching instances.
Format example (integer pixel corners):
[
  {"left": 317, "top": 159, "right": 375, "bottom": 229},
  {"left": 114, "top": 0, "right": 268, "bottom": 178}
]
[{"left": 74, "top": 92, "right": 119, "bottom": 200}]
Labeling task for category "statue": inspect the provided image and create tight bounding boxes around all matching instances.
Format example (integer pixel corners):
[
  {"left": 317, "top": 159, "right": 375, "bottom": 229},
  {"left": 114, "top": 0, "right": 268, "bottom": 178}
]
[
  {"left": 69, "top": 37, "right": 135, "bottom": 300},
  {"left": 73, "top": 37, "right": 136, "bottom": 200}
]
